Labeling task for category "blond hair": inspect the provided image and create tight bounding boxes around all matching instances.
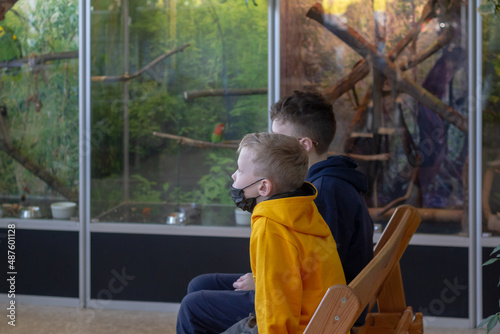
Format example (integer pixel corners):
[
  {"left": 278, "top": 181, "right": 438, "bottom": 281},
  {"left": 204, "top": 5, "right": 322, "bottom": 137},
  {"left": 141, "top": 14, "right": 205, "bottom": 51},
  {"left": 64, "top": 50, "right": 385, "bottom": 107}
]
[{"left": 238, "top": 133, "right": 308, "bottom": 193}]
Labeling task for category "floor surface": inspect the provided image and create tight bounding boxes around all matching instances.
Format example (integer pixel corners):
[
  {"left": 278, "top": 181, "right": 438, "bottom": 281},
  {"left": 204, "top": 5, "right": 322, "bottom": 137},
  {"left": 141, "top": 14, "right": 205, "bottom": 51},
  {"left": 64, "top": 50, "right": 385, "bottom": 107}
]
[{"left": 0, "top": 303, "right": 498, "bottom": 333}]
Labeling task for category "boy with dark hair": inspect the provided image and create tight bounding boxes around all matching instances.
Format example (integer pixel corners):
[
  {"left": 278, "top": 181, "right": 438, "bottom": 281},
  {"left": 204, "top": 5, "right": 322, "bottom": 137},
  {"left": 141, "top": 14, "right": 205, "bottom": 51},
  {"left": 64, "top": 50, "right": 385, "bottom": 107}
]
[{"left": 271, "top": 90, "right": 373, "bottom": 287}]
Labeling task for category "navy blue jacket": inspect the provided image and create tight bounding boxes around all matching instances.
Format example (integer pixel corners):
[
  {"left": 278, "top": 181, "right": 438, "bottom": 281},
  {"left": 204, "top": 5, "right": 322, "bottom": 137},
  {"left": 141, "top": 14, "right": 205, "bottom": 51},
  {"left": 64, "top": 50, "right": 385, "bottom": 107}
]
[{"left": 306, "top": 155, "right": 374, "bottom": 285}]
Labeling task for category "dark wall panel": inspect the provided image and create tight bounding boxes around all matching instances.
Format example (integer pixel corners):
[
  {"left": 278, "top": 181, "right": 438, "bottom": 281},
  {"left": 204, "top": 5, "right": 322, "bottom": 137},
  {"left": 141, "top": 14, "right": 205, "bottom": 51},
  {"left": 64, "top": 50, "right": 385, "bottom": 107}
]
[
  {"left": 0, "top": 226, "right": 478, "bottom": 321},
  {"left": 401, "top": 245, "right": 469, "bottom": 318},
  {"left": 483, "top": 247, "right": 500, "bottom": 318},
  {"left": 0, "top": 228, "right": 79, "bottom": 298},
  {"left": 91, "top": 233, "right": 250, "bottom": 302}
]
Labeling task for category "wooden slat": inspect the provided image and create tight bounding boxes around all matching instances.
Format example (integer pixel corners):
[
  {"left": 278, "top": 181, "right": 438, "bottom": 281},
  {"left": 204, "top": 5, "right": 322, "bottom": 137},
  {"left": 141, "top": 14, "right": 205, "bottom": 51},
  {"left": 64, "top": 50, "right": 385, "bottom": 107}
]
[
  {"left": 376, "top": 264, "right": 407, "bottom": 313},
  {"left": 304, "top": 205, "right": 422, "bottom": 334}
]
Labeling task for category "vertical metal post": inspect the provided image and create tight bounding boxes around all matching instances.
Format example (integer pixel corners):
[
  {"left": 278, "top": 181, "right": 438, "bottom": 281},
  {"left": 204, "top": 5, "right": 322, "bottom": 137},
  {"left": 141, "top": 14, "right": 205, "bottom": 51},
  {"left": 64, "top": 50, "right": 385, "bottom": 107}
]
[
  {"left": 467, "top": 0, "right": 482, "bottom": 328},
  {"left": 123, "top": 0, "right": 130, "bottom": 202},
  {"left": 475, "top": 0, "right": 484, "bottom": 327},
  {"left": 268, "top": 0, "right": 280, "bottom": 130},
  {"left": 78, "top": 0, "right": 91, "bottom": 308}
]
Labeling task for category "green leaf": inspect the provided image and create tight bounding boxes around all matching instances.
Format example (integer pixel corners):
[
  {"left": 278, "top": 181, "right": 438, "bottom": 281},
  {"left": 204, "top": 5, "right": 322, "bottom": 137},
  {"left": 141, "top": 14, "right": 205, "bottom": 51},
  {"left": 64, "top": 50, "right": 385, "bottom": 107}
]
[
  {"left": 487, "top": 315, "right": 498, "bottom": 331},
  {"left": 482, "top": 258, "right": 499, "bottom": 266},
  {"left": 491, "top": 244, "right": 500, "bottom": 256},
  {"left": 479, "top": 314, "right": 496, "bottom": 328},
  {"left": 478, "top": 3, "right": 497, "bottom": 15}
]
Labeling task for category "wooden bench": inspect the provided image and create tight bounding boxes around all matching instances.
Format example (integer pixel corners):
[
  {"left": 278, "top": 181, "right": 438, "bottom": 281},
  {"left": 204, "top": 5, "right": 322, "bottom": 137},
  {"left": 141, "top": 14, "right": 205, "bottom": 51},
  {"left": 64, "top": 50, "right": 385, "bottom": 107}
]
[{"left": 304, "top": 205, "right": 423, "bottom": 334}]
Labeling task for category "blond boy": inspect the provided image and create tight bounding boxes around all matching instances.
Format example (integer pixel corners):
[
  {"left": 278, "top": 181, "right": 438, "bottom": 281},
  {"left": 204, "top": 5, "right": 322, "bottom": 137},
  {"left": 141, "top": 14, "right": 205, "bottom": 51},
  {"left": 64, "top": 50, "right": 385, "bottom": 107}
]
[{"left": 229, "top": 132, "right": 345, "bottom": 333}]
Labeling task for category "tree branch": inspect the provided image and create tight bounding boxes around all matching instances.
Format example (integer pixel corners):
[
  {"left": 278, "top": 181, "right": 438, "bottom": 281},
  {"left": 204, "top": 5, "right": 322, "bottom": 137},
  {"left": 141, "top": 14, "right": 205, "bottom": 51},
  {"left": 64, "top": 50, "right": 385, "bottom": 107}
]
[
  {"left": 0, "top": 51, "right": 78, "bottom": 69},
  {"left": 152, "top": 131, "right": 390, "bottom": 161},
  {"left": 91, "top": 43, "right": 191, "bottom": 82},
  {"left": 322, "top": 0, "right": 437, "bottom": 102},
  {"left": 307, "top": 2, "right": 467, "bottom": 133},
  {"left": 0, "top": 113, "right": 77, "bottom": 201},
  {"left": 375, "top": 160, "right": 420, "bottom": 217},
  {"left": 0, "top": 145, "right": 78, "bottom": 201},
  {"left": 0, "top": 112, "right": 13, "bottom": 149},
  {"left": 0, "top": 44, "right": 191, "bottom": 85},
  {"left": 399, "top": 24, "right": 454, "bottom": 71},
  {"left": 184, "top": 88, "right": 267, "bottom": 101},
  {"left": 0, "top": 0, "right": 18, "bottom": 21},
  {"left": 369, "top": 207, "right": 463, "bottom": 223},
  {"left": 152, "top": 131, "right": 240, "bottom": 149}
]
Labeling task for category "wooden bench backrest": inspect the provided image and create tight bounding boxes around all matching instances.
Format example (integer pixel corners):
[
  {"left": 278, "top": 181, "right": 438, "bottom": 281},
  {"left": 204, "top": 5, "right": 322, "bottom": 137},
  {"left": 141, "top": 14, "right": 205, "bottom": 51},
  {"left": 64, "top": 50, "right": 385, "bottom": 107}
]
[{"left": 304, "top": 205, "right": 421, "bottom": 333}]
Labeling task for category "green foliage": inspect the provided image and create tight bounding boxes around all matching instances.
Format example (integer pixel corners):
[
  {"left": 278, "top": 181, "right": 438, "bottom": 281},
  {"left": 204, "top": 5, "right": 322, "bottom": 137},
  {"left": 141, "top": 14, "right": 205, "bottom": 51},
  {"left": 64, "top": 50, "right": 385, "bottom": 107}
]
[
  {"left": 0, "top": 25, "right": 22, "bottom": 61},
  {"left": 90, "top": 0, "right": 268, "bottom": 213},
  {"left": 478, "top": 1, "right": 500, "bottom": 16},
  {"left": 479, "top": 313, "right": 500, "bottom": 333},
  {"left": 167, "top": 151, "right": 236, "bottom": 205},
  {"left": 195, "top": 152, "right": 236, "bottom": 205},
  {"left": 484, "top": 244, "right": 500, "bottom": 268},
  {"left": 130, "top": 174, "right": 166, "bottom": 202},
  {"left": 0, "top": 0, "right": 79, "bottom": 200},
  {"left": 0, "top": 0, "right": 268, "bottom": 216},
  {"left": 479, "top": 245, "right": 500, "bottom": 333}
]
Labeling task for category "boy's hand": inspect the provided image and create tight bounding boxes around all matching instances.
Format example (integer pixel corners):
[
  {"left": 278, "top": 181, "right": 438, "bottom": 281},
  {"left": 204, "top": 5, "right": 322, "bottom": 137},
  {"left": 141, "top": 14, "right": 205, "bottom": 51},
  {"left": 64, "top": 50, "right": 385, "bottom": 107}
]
[{"left": 233, "top": 272, "right": 255, "bottom": 291}]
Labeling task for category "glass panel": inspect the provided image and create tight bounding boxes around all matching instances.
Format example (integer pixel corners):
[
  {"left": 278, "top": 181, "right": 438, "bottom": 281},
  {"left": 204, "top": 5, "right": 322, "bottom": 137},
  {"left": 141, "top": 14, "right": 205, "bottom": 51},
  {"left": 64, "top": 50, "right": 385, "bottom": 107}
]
[
  {"left": 481, "top": 10, "right": 500, "bottom": 237},
  {"left": 90, "top": 0, "right": 268, "bottom": 225},
  {"left": 481, "top": 4, "right": 500, "bottom": 322},
  {"left": 280, "top": 0, "right": 469, "bottom": 235},
  {"left": 0, "top": 0, "right": 79, "bottom": 220}
]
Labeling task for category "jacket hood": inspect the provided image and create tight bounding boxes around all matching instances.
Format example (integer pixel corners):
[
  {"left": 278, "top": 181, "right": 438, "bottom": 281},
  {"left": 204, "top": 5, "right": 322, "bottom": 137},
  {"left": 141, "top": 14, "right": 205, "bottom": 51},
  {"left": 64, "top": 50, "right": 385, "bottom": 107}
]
[
  {"left": 307, "top": 155, "right": 368, "bottom": 193},
  {"left": 251, "top": 182, "right": 331, "bottom": 237}
]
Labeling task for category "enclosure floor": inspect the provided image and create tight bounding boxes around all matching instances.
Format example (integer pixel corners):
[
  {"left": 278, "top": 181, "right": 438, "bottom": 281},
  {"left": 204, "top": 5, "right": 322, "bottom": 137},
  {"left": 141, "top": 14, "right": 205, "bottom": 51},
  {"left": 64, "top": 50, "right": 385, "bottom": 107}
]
[{"left": 0, "top": 302, "right": 497, "bottom": 333}]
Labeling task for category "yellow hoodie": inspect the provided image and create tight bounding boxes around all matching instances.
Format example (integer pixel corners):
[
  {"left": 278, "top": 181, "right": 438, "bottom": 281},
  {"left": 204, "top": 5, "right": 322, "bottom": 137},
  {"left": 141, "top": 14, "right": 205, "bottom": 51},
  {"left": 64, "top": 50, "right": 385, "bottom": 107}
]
[{"left": 250, "top": 182, "right": 346, "bottom": 334}]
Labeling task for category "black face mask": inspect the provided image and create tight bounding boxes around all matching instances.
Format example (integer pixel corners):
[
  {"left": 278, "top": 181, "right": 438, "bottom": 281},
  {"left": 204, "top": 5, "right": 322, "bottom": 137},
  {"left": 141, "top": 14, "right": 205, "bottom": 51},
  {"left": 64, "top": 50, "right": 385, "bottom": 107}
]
[{"left": 230, "top": 178, "right": 265, "bottom": 213}]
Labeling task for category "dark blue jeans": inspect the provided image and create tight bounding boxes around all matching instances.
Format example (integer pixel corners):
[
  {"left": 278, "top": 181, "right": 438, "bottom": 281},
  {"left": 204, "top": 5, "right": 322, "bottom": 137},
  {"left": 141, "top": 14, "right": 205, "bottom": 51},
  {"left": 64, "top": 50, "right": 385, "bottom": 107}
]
[{"left": 176, "top": 273, "right": 255, "bottom": 334}]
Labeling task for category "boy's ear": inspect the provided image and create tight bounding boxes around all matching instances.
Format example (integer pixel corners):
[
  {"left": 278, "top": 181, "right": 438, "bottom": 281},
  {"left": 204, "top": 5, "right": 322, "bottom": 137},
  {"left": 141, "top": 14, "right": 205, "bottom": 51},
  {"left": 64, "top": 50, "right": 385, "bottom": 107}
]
[
  {"left": 299, "top": 137, "right": 315, "bottom": 152},
  {"left": 258, "top": 179, "right": 273, "bottom": 197}
]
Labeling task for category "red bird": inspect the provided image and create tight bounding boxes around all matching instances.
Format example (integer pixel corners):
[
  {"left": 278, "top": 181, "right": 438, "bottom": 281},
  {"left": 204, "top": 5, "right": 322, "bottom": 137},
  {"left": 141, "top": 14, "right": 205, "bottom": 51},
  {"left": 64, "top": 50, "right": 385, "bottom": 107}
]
[{"left": 211, "top": 123, "right": 225, "bottom": 143}]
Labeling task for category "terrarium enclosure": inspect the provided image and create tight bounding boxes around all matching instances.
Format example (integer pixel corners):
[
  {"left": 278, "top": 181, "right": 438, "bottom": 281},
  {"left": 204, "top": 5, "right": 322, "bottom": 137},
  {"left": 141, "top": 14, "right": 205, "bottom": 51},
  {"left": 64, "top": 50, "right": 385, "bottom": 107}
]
[{"left": 0, "top": 0, "right": 499, "bottom": 234}]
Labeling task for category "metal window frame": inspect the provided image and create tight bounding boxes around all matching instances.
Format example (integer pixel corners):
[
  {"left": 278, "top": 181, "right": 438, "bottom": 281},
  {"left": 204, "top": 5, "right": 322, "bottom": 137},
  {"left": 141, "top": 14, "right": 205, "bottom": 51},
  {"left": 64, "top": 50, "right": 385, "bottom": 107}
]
[{"left": 79, "top": 0, "right": 91, "bottom": 308}]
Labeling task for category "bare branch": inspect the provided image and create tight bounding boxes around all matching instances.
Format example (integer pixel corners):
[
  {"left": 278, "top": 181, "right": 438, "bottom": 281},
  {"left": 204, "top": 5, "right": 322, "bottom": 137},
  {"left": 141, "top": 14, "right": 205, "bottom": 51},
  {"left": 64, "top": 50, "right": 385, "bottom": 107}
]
[
  {"left": 369, "top": 207, "right": 463, "bottom": 223},
  {"left": 184, "top": 88, "right": 267, "bottom": 101},
  {"left": 0, "top": 51, "right": 78, "bottom": 69},
  {"left": 307, "top": 2, "right": 467, "bottom": 133},
  {"left": 91, "top": 43, "right": 191, "bottom": 82},
  {"left": 375, "top": 160, "right": 420, "bottom": 217},
  {"left": 0, "top": 113, "right": 77, "bottom": 200},
  {"left": 0, "top": 113, "right": 13, "bottom": 149},
  {"left": 322, "top": 0, "right": 437, "bottom": 102},
  {"left": 153, "top": 131, "right": 390, "bottom": 161},
  {"left": 399, "top": 26, "right": 454, "bottom": 71},
  {"left": 0, "top": 0, "right": 18, "bottom": 21},
  {"left": 152, "top": 131, "right": 239, "bottom": 149}
]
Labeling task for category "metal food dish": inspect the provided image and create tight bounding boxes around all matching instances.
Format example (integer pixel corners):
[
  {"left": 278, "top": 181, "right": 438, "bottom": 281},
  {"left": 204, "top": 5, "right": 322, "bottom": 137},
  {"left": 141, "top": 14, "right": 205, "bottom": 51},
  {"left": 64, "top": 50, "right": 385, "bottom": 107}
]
[{"left": 19, "top": 206, "right": 42, "bottom": 219}]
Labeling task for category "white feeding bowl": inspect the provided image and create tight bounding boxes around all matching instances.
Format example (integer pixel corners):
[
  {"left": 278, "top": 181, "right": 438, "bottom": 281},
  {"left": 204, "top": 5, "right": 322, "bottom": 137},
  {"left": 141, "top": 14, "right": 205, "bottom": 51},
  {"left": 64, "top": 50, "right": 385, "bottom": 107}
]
[
  {"left": 235, "top": 208, "right": 252, "bottom": 226},
  {"left": 51, "top": 202, "right": 77, "bottom": 219}
]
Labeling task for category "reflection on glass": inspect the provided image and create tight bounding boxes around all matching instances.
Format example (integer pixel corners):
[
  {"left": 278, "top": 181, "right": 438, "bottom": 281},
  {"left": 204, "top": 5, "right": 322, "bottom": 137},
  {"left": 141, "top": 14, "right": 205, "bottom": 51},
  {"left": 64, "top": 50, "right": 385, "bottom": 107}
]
[
  {"left": 482, "top": 12, "right": 500, "bottom": 236},
  {"left": 281, "top": 0, "right": 468, "bottom": 235},
  {"left": 90, "top": 0, "right": 268, "bottom": 225},
  {"left": 0, "top": 0, "right": 79, "bottom": 220}
]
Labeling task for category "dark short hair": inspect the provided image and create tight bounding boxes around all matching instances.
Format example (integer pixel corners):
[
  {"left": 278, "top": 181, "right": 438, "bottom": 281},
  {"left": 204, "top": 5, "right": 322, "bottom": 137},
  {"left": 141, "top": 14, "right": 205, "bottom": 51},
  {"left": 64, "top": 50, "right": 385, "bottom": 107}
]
[{"left": 270, "top": 90, "right": 336, "bottom": 155}]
